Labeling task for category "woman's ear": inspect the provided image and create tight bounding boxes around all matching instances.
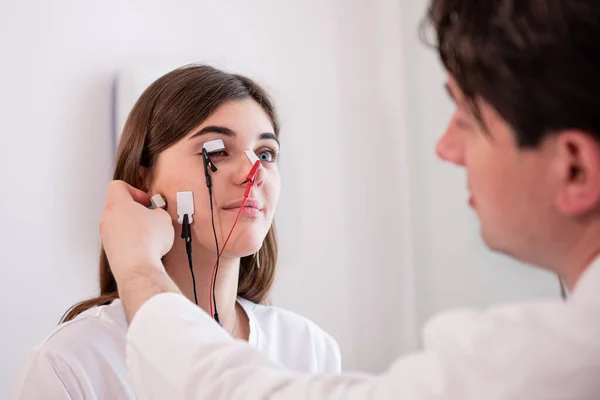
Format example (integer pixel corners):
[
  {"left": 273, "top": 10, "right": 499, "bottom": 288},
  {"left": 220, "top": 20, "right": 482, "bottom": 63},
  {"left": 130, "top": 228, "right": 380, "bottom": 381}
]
[{"left": 138, "top": 166, "right": 151, "bottom": 192}]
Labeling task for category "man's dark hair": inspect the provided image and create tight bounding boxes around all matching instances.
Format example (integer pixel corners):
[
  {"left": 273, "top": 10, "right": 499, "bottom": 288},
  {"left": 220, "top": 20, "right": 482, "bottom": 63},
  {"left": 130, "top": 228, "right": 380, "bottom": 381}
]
[{"left": 422, "top": 0, "right": 600, "bottom": 147}]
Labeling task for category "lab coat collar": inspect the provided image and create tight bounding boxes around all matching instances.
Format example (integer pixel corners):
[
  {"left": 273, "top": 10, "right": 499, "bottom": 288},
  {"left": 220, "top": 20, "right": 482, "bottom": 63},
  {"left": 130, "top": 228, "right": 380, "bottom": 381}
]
[{"left": 570, "top": 254, "right": 600, "bottom": 305}]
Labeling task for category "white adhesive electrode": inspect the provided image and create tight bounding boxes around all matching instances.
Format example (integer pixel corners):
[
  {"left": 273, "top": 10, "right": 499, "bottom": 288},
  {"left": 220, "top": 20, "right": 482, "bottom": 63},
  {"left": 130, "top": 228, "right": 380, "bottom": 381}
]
[
  {"left": 203, "top": 139, "right": 225, "bottom": 153},
  {"left": 176, "top": 191, "right": 195, "bottom": 224},
  {"left": 245, "top": 150, "right": 260, "bottom": 164},
  {"left": 149, "top": 194, "right": 167, "bottom": 209}
]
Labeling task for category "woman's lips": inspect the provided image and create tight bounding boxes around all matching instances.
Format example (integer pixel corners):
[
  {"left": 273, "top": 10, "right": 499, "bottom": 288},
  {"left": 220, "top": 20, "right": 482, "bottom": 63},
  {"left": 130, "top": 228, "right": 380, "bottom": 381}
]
[{"left": 222, "top": 199, "right": 263, "bottom": 217}]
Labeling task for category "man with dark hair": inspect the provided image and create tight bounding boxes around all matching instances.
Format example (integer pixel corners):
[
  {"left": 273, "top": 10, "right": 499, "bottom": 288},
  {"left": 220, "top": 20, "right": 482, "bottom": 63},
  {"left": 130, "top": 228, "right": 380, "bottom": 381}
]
[{"left": 96, "top": 1, "right": 600, "bottom": 398}]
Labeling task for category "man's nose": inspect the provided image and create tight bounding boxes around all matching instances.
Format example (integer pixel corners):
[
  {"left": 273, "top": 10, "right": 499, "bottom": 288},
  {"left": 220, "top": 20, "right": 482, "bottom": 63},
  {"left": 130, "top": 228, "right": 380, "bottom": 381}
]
[{"left": 436, "top": 125, "right": 465, "bottom": 166}]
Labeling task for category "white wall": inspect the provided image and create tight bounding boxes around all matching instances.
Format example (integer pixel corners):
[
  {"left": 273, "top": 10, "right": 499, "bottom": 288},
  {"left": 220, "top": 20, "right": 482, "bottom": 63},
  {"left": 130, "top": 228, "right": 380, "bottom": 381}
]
[
  {"left": 0, "top": 1, "right": 416, "bottom": 396},
  {"left": 0, "top": 0, "right": 561, "bottom": 397}
]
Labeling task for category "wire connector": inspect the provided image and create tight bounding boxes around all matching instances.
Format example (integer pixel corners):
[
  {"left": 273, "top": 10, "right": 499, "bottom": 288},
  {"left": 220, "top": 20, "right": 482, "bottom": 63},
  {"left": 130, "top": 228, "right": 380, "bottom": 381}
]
[
  {"left": 181, "top": 214, "right": 191, "bottom": 242},
  {"left": 202, "top": 140, "right": 222, "bottom": 189},
  {"left": 181, "top": 213, "right": 198, "bottom": 306},
  {"left": 244, "top": 160, "right": 261, "bottom": 197}
]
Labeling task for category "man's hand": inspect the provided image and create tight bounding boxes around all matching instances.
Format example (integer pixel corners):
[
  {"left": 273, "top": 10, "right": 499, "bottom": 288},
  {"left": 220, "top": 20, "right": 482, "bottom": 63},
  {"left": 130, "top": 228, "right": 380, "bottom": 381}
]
[
  {"left": 100, "top": 180, "right": 179, "bottom": 321},
  {"left": 100, "top": 180, "right": 174, "bottom": 281}
]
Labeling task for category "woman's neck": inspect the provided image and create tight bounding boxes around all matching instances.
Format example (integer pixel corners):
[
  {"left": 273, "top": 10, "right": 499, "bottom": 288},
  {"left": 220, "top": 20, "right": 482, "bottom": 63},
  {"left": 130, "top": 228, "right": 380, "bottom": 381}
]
[{"left": 162, "top": 237, "right": 241, "bottom": 336}]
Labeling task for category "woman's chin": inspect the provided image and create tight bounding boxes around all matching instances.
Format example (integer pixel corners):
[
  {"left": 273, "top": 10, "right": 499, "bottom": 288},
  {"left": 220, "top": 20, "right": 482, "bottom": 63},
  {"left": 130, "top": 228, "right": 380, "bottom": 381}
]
[
  {"left": 219, "top": 228, "right": 267, "bottom": 254},
  {"left": 218, "top": 240, "right": 263, "bottom": 258}
]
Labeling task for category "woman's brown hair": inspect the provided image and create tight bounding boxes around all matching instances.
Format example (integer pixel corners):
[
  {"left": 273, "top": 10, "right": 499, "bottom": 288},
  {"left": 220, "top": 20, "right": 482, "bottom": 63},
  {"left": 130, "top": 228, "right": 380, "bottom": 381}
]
[{"left": 60, "top": 65, "right": 280, "bottom": 323}]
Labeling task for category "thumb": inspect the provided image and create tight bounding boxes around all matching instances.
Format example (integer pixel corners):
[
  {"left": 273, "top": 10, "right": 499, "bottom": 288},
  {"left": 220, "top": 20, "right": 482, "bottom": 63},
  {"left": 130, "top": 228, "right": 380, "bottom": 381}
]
[{"left": 106, "top": 180, "right": 151, "bottom": 206}]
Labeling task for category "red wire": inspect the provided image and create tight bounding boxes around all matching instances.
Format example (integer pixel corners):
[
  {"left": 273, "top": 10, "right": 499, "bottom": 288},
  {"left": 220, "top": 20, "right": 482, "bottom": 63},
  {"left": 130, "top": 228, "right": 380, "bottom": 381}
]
[
  {"left": 208, "top": 195, "right": 249, "bottom": 317},
  {"left": 209, "top": 161, "right": 260, "bottom": 318}
]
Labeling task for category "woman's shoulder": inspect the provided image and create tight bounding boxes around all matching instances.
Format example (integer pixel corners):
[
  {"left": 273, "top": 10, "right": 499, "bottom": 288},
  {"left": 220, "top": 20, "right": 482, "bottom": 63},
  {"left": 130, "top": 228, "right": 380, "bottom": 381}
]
[
  {"left": 11, "top": 300, "right": 132, "bottom": 399},
  {"left": 36, "top": 299, "right": 128, "bottom": 356},
  {"left": 238, "top": 297, "right": 342, "bottom": 374}
]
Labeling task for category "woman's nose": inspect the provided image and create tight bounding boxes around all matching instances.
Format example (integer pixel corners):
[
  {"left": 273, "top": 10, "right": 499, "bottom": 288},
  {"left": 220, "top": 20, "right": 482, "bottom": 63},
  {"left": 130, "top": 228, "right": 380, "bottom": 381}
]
[{"left": 253, "top": 164, "right": 266, "bottom": 188}]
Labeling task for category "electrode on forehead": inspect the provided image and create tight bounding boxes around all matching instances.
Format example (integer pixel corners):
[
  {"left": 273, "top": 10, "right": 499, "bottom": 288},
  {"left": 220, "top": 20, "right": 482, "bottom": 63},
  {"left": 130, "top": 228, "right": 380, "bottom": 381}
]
[
  {"left": 245, "top": 150, "right": 260, "bottom": 164},
  {"left": 177, "top": 191, "right": 195, "bottom": 224},
  {"left": 203, "top": 138, "right": 225, "bottom": 152}
]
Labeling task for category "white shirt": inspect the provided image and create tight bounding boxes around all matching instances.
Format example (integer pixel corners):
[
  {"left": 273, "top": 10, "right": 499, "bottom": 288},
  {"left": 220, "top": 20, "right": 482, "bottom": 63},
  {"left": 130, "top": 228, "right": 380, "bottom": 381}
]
[
  {"left": 124, "top": 258, "right": 600, "bottom": 399},
  {"left": 11, "top": 297, "right": 341, "bottom": 399}
]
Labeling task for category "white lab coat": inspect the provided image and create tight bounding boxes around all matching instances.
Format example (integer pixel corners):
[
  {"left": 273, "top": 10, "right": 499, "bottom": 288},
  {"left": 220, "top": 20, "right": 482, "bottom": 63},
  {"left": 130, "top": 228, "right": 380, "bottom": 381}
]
[
  {"left": 11, "top": 297, "right": 340, "bottom": 399},
  {"left": 126, "top": 258, "right": 600, "bottom": 399}
]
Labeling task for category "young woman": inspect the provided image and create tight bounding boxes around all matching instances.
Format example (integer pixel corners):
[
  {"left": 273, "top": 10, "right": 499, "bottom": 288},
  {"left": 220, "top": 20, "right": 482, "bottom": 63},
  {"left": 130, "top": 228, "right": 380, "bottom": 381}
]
[{"left": 12, "top": 65, "right": 341, "bottom": 399}]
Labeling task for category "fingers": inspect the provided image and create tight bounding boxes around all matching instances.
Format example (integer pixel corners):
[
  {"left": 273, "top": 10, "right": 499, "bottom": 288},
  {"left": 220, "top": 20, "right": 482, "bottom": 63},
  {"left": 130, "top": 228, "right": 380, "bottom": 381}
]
[{"left": 106, "top": 180, "right": 151, "bottom": 206}]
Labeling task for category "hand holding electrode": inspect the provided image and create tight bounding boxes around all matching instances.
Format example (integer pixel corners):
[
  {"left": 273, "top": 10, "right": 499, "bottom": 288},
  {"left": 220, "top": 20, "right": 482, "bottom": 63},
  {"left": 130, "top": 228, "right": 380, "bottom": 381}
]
[{"left": 99, "top": 180, "right": 174, "bottom": 286}]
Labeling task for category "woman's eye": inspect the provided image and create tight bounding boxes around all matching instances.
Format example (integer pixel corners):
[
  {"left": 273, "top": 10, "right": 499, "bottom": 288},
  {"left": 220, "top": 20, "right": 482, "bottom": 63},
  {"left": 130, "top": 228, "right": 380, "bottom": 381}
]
[
  {"left": 258, "top": 150, "right": 277, "bottom": 162},
  {"left": 208, "top": 150, "right": 227, "bottom": 158}
]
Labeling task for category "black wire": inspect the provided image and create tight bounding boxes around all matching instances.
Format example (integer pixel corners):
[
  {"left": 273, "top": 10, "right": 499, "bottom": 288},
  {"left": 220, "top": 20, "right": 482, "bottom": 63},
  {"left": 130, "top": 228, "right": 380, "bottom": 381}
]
[
  {"left": 208, "top": 186, "right": 221, "bottom": 324},
  {"left": 187, "top": 244, "right": 198, "bottom": 305},
  {"left": 202, "top": 150, "right": 221, "bottom": 324},
  {"left": 182, "top": 214, "right": 198, "bottom": 305}
]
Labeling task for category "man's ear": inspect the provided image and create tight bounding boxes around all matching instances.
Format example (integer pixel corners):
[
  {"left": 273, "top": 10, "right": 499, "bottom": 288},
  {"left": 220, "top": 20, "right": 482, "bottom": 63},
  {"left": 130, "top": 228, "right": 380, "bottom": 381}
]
[{"left": 554, "top": 131, "right": 600, "bottom": 216}]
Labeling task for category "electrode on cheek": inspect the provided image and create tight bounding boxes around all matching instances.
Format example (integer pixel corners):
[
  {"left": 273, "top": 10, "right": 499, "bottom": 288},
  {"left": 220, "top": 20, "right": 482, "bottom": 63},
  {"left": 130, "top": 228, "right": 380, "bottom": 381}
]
[
  {"left": 176, "top": 191, "right": 195, "bottom": 224},
  {"left": 176, "top": 190, "right": 198, "bottom": 306}
]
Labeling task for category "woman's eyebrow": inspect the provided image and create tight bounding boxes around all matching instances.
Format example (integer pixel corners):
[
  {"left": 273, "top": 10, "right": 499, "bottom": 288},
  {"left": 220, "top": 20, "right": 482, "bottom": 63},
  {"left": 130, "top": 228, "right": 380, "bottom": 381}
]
[
  {"left": 259, "top": 132, "right": 279, "bottom": 145},
  {"left": 188, "top": 125, "right": 236, "bottom": 140},
  {"left": 188, "top": 125, "right": 279, "bottom": 145}
]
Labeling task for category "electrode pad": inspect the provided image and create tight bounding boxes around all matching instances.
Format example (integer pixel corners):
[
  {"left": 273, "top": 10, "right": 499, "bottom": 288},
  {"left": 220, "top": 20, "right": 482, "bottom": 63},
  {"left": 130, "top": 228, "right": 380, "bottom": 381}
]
[
  {"left": 149, "top": 194, "right": 167, "bottom": 210},
  {"left": 176, "top": 191, "right": 195, "bottom": 224},
  {"left": 245, "top": 150, "right": 260, "bottom": 164},
  {"left": 203, "top": 139, "right": 225, "bottom": 153}
]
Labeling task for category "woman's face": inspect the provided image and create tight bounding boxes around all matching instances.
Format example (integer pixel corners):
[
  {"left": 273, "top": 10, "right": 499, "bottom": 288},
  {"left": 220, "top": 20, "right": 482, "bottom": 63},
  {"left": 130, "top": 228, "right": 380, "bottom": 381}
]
[{"left": 147, "top": 99, "right": 281, "bottom": 258}]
